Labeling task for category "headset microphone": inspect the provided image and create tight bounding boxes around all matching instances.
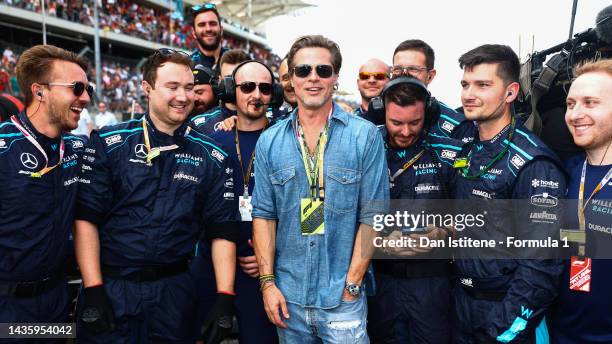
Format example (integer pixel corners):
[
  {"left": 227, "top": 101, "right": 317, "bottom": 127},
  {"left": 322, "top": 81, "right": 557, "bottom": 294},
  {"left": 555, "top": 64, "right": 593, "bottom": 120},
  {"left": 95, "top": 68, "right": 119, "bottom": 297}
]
[{"left": 253, "top": 100, "right": 272, "bottom": 108}]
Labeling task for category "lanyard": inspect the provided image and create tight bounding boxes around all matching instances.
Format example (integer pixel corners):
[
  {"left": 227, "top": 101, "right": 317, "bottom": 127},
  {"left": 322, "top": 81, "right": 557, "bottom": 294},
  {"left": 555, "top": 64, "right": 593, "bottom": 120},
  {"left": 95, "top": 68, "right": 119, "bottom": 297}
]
[
  {"left": 390, "top": 149, "right": 425, "bottom": 182},
  {"left": 142, "top": 118, "right": 179, "bottom": 165},
  {"left": 457, "top": 117, "right": 515, "bottom": 180},
  {"left": 296, "top": 108, "right": 333, "bottom": 200},
  {"left": 11, "top": 115, "right": 64, "bottom": 178},
  {"left": 578, "top": 159, "right": 612, "bottom": 231},
  {"left": 235, "top": 123, "right": 266, "bottom": 197}
]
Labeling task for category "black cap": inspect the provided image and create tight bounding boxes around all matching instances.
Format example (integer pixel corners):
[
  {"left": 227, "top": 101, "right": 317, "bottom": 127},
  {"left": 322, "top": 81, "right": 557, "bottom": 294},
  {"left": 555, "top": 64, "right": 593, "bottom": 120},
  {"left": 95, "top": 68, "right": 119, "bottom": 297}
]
[{"left": 193, "top": 64, "right": 216, "bottom": 85}]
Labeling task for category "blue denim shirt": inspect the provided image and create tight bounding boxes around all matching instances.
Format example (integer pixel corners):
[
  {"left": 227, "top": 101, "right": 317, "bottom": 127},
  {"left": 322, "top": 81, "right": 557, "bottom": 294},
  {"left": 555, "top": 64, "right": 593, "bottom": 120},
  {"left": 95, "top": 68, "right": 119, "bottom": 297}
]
[{"left": 252, "top": 103, "right": 390, "bottom": 309}]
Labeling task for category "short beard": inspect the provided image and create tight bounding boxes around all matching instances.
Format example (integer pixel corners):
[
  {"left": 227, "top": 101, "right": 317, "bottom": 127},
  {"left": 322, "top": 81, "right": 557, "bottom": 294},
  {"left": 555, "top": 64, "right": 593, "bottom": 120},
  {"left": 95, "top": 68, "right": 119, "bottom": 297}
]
[
  {"left": 197, "top": 34, "right": 221, "bottom": 52},
  {"left": 243, "top": 108, "right": 266, "bottom": 121},
  {"left": 48, "top": 99, "right": 71, "bottom": 131}
]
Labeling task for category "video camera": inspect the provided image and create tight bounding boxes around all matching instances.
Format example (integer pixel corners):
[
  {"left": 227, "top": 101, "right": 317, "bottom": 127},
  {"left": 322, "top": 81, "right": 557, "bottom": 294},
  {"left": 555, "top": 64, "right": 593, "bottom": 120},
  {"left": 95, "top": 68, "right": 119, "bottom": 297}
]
[{"left": 519, "top": 4, "right": 611, "bottom": 160}]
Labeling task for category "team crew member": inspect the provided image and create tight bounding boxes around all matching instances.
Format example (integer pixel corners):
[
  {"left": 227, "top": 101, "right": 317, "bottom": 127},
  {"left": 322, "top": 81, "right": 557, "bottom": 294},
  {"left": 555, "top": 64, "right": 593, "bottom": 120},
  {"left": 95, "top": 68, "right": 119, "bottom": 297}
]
[
  {"left": 191, "top": 64, "right": 218, "bottom": 116},
  {"left": 190, "top": 3, "right": 228, "bottom": 71},
  {"left": 190, "top": 49, "right": 250, "bottom": 135},
  {"left": 390, "top": 39, "right": 473, "bottom": 142},
  {"left": 550, "top": 59, "right": 612, "bottom": 343},
  {"left": 368, "top": 77, "right": 459, "bottom": 343},
  {"left": 206, "top": 60, "right": 280, "bottom": 343},
  {"left": 73, "top": 49, "right": 239, "bottom": 343},
  {"left": 452, "top": 45, "right": 566, "bottom": 343},
  {"left": 0, "top": 45, "right": 90, "bottom": 327},
  {"left": 354, "top": 58, "right": 389, "bottom": 120},
  {"left": 277, "top": 57, "right": 297, "bottom": 117},
  {"left": 252, "top": 35, "right": 389, "bottom": 343}
]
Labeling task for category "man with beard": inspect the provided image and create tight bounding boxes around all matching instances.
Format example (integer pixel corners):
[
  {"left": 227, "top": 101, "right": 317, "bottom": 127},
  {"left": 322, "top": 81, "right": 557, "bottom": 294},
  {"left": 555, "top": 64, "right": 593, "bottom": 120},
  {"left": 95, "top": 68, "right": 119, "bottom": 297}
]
[
  {"left": 368, "top": 77, "right": 458, "bottom": 344},
  {"left": 370, "top": 39, "right": 474, "bottom": 143},
  {"left": 190, "top": 3, "right": 228, "bottom": 72},
  {"left": 74, "top": 49, "right": 239, "bottom": 342},
  {"left": 0, "top": 45, "right": 90, "bottom": 330},
  {"left": 354, "top": 58, "right": 389, "bottom": 120},
  {"left": 190, "top": 49, "right": 250, "bottom": 135},
  {"left": 200, "top": 60, "right": 280, "bottom": 344},
  {"left": 191, "top": 64, "right": 218, "bottom": 117}
]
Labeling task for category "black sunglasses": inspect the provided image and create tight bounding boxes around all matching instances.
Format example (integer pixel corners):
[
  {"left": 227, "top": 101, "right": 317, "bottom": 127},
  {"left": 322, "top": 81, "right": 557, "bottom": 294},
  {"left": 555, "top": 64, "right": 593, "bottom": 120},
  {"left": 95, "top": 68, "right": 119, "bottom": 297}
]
[
  {"left": 292, "top": 64, "right": 334, "bottom": 79},
  {"left": 236, "top": 82, "right": 273, "bottom": 96},
  {"left": 43, "top": 81, "right": 94, "bottom": 98},
  {"left": 155, "top": 48, "right": 190, "bottom": 58}
]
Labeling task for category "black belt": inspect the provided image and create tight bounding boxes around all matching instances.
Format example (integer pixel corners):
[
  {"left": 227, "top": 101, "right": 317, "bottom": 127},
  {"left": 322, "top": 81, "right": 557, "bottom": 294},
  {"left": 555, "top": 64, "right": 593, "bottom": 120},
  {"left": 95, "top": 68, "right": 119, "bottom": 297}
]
[
  {"left": 102, "top": 259, "right": 189, "bottom": 282},
  {"left": 461, "top": 287, "right": 506, "bottom": 302},
  {"left": 0, "top": 272, "right": 64, "bottom": 298},
  {"left": 374, "top": 260, "right": 452, "bottom": 278}
]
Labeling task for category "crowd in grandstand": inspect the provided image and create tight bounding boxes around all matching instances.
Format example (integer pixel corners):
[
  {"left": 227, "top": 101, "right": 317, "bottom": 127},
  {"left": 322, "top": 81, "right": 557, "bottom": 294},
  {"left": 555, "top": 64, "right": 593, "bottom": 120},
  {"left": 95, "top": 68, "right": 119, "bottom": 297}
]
[{"left": 1, "top": 0, "right": 278, "bottom": 65}]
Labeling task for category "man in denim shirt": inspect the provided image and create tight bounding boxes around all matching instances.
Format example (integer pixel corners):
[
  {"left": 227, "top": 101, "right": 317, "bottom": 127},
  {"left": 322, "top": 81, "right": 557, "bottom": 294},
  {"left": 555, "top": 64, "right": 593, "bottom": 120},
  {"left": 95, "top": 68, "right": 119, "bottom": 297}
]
[{"left": 252, "top": 35, "right": 389, "bottom": 343}]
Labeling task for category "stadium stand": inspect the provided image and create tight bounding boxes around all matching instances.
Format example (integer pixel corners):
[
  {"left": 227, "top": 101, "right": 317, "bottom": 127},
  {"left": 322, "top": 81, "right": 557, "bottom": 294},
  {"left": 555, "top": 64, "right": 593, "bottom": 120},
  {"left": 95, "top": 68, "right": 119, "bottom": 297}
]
[{"left": 0, "top": 0, "right": 308, "bottom": 115}]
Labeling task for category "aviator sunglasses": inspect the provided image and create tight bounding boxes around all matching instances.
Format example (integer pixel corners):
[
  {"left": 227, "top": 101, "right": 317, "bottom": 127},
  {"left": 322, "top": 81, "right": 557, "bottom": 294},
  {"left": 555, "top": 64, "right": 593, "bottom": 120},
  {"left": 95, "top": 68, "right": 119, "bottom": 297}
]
[
  {"left": 358, "top": 72, "right": 389, "bottom": 81},
  {"left": 236, "top": 82, "right": 273, "bottom": 95},
  {"left": 292, "top": 64, "right": 334, "bottom": 79}
]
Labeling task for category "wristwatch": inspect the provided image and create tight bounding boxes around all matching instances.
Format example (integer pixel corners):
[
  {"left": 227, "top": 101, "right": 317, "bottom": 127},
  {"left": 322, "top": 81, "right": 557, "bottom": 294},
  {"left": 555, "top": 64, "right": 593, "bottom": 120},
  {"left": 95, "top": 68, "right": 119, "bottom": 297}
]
[{"left": 345, "top": 282, "right": 361, "bottom": 297}]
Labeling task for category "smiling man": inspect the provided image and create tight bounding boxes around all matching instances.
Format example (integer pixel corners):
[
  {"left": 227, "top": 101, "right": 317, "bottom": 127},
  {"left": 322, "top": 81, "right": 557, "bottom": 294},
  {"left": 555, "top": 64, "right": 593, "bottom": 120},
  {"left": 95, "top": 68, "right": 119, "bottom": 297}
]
[
  {"left": 252, "top": 35, "right": 389, "bottom": 343},
  {"left": 73, "top": 49, "right": 238, "bottom": 343},
  {"left": 354, "top": 58, "right": 389, "bottom": 119},
  {"left": 550, "top": 58, "right": 612, "bottom": 344},
  {"left": 452, "top": 44, "right": 566, "bottom": 343},
  {"left": 190, "top": 3, "right": 228, "bottom": 72},
  {"left": 0, "top": 44, "right": 89, "bottom": 330}
]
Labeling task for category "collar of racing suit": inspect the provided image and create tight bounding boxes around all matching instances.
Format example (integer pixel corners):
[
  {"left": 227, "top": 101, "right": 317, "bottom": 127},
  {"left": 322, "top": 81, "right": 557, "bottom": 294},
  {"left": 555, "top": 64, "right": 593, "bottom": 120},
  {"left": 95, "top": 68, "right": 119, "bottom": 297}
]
[
  {"left": 143, "top": 112, "right": 190, "bottom": 146},
  {"left": 461, "top": 118, "right": 515, "bottom": 162}
]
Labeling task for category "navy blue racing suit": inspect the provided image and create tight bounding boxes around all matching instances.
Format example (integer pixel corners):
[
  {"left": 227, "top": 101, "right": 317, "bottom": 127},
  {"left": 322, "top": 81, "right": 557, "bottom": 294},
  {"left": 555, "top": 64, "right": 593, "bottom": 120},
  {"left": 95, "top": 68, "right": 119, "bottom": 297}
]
[
  {"left": 368, "top": 128, "right": 460, "bottom": 344},
  {"left": 0, "top": 111, "right": 85, "bottom": 328},
  {"left": 75, "top": 114, "right": 238, "bottom": 342},
  {"left": 190, "top": 105, "right": 237, "bottom": 136},
  {"left": 191, "top": 47, "right": 229, "bottom": 72},
  {"left": 452, "top": 120, "right": 566, "bottom": 343}
]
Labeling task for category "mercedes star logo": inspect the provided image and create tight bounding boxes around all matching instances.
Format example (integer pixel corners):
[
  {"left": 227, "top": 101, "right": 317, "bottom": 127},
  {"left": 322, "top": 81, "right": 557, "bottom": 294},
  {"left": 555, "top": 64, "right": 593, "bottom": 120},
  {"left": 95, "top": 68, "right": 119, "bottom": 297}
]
[
  {"left": 20, "top": 152, "right": 38, "bottom": 169},
  {"left": 134, "top": 144, "right": 147, "bottom": 159}
]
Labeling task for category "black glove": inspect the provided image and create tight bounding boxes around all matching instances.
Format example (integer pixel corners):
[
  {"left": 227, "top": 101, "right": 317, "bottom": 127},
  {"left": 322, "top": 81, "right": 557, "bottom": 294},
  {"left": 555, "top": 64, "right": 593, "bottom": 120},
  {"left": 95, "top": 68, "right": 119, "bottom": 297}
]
[
  {"left": 201, "top": 293, "right": 235, "bottom": 344},
  {"left": 77, "top": 285, "right": 116, "bottom": 333}
]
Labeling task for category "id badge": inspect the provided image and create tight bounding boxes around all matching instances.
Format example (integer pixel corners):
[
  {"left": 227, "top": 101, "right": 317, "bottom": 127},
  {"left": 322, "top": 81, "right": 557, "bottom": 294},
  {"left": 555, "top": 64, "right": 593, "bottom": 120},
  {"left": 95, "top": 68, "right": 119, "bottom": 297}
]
[
  {"left": 300, "top": 198, "right": 324, "bottom": 235},
  {"left": 239, "top": 196, "right": 253, "bottom": 221},
  {"left": 569, "top": 256, "right": 592, "bottom": 292}
]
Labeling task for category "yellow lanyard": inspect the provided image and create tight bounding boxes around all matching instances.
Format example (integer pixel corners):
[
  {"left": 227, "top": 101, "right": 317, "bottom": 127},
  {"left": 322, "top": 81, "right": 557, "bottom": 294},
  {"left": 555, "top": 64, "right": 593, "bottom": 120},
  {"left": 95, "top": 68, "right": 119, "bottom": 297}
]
[
  {"left": 235, "top": 123, "right": 266, "bottom": 197},
  {"left": 297, "top": 123, "right": 328, "bottom": 200},
  {"left": 578, "top": 159, "right": 612, "bottom": 230},
  {"left": 142, "top": 118, "right": 179, "bottom": 165},
  {"left": 390, "top": 149, "right": 425, "bottom": 182}
]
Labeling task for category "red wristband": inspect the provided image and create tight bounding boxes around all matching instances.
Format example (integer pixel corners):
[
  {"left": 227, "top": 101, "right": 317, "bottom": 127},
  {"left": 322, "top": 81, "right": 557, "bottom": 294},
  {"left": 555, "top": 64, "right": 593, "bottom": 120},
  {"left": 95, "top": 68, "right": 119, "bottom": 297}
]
[{"left": 217, "top": 290, "right": 236, "bottom": 296}]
